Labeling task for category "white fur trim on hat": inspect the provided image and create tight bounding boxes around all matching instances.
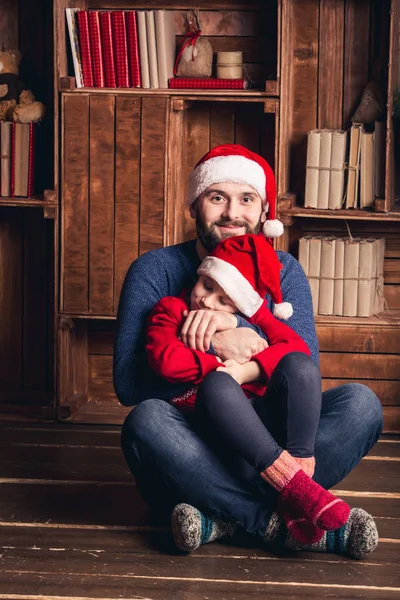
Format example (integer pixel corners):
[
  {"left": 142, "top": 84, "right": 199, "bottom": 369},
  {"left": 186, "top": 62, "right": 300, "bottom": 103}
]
[
  {"left": 188, "top": 155, "right": 267, "bottom": 205},
  {"left": 263, "top": 218, "right": 284, "bottom": 238},
  {"left": 273, "top": 302, "right": 293, "bottom": 320},
  {"left": 197, "top": 256, "right": 263, "bottom": 318}
]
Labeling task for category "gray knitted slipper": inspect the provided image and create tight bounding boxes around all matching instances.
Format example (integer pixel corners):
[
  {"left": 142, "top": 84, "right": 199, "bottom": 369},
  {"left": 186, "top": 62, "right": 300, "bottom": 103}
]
[
  {"left": 281, "top": 508, "right": 379, "bottom": 560},
  {"left": 171, "top": 503, "right": 236, "bottom": 552}
]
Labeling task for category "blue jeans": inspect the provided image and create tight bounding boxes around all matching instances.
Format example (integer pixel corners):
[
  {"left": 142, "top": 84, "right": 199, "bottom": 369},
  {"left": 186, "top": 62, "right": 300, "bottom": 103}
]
[{"left": 121, "top": 379, "right": 383, "bottom": 538}]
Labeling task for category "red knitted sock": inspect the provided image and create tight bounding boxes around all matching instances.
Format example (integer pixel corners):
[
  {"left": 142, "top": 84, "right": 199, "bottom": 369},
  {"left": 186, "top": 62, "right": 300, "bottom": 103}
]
[
  {"left": 278, "top": 497, "right": 324, "bottom": 544},
  {"left": 261, "top": 450, "right": 350, "bottom": 530}
]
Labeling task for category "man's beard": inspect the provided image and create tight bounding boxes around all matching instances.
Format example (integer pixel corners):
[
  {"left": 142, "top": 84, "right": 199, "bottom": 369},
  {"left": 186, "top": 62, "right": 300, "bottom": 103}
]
[{"left": 196, "top": 214, "right": 262, "bottom": 252}]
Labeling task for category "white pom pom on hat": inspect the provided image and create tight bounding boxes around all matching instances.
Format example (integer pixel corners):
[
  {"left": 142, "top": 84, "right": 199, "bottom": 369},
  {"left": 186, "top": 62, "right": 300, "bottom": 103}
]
[{"left": 188, "top": 144, "right": 283, "bottom": 240}]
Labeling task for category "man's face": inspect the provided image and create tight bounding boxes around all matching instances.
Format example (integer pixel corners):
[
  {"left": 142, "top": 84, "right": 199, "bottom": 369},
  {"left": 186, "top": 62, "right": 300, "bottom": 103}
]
[{"left": 191, "top": 182, "right": 266, "bottom": 252}]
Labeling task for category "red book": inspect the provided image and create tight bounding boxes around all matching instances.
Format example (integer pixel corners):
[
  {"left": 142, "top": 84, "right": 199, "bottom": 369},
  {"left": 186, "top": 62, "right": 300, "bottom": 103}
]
[
  {"left": 77, "top": 10, "right": 94, "bottom": 87},
  {"left": 125, "top": 11, "right": 141, "bottom": 87},
  {"left": 99, "top": 11, "right": 117, "bottom": 88},
  {"left": 10, "top": 122, "right": 15, "bottom": 197},
  {"left": 88, "top": 11, "right": 105, "bottom": 87},
  {"left": 168, "top": 78, "right": 249, "bottom": 90},
  {"left": 27, "top": 123, "right": 36, "bottom": 198},
  {"left": 111, "top": 11, "right": 129, "bottom": 88}
]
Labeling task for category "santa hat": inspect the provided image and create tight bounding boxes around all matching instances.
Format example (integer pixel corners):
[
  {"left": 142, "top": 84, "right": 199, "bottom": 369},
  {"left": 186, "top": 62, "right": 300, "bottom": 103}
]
[
  {"left": 197, "top": 233, "right": 293, "bottom": 319},
  {"left": 188, "top": 144, "right": 284, "bottom": 239}
]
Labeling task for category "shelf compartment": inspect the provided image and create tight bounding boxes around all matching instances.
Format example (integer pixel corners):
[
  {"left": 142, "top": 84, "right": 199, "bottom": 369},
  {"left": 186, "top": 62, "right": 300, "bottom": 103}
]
[{"left": 58, "top": 317, "right": 129, "bottom": 423}]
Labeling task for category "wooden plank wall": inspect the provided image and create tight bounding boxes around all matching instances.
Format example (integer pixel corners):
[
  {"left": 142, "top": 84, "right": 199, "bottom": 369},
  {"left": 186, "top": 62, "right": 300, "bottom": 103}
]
[{"left": 61, "top": 95, "right": 167, "bottom": 316}]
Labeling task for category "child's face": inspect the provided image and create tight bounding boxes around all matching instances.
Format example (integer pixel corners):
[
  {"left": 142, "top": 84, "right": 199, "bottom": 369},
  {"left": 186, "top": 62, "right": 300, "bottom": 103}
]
[{"left": 190, "top": 275, "right": 237, "bottom": 313}]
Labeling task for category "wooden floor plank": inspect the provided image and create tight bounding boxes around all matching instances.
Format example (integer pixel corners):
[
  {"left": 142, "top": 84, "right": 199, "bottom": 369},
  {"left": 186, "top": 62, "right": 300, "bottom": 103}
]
[
  {"left": 0, "top": 440, "right": 398, "bottom": 494},
  {"left": 0, "top": 573, "right": 399, "bottom": 600},
  {"left": 0, "top": 483, "right": 149, "bottom": 526},
  {"left": 0, "top": 425, "right": 120, "bottom": 447},
  {"left": 333, "top": 460, "right": 400, "bottom": 494},
  {"left": 0, "top": 521, "right": 398, "bottom": 558},
  {"left": 1, "top": 547, "right": 399, "bottom": 588},
  {"left": 0, "top": 445, "right": 130, "bottom": 482},
  {"left": 0, "top": 479, "right": 398, "bottom": 526}
]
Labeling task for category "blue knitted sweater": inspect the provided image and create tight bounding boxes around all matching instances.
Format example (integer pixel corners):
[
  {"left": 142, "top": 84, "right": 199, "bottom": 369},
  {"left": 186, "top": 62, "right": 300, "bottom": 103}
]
[{"left": 113, "top": 239, "right": 319, "bottom": 407}]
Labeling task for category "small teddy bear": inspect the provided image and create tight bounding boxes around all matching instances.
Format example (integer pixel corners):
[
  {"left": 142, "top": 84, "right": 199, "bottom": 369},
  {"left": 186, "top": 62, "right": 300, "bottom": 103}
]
[{"left": 0, "top": 48, "right": 45, "bottom": 123}]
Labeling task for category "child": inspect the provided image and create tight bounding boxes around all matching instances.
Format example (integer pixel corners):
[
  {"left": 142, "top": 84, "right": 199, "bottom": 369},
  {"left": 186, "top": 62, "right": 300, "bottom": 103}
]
[{"left": 146, "top": 233, "right": 350, "bottom": 545}]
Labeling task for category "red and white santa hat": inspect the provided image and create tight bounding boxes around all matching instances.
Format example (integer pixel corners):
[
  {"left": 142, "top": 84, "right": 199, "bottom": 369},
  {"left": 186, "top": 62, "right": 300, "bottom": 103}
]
[
  {"left": 197, "top": 233, "right": 293, "bottom": 319},
  {"left": 188, "top": 144, "right": 284, "bottom": 239}
]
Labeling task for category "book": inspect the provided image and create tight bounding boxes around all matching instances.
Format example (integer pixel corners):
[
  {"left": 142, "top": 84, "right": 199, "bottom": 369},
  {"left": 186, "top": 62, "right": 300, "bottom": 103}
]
[
  {"left": 328, "top": 130, "right": 347, "bottom": 209},
  {"left": 333, "top": 237, "right": 345, "bottom": 316},
  {"left": 145, "top": 11, "right": 159, "bottom": 89},
  {"left": 125, "top": 10, "right": 141, "bottom": 87},
  {"left": 345, "top": 123, "right": 363, "bottom": 208},
  {"left": 168, "top": 77, "right": 249, "bottom": 89},
  {"left": 0, "top": 121, "right": 12, "bottom": 196},
  {"left": 298, "top": 236, "right": 312, "bottom": 275},
  {"left": 360, "top": 130, "right": 374, "bottom": 208},
  {"left": 99, "top": 11, "right": 117, "bottom": 88},
  {"left": 88, "top": 10, "right": 104, "bottom": 87},
  {"left": 343, "top": 238, "right": 360, "bottom": 316},
  {"left": 27, "top": 123, "right": 36, "bottom": 197},
  {"left": 374, "top": 120, "right": 386, "bottom": 199},
  {"left": 137, "top": 11, "right": 150, "bottom": 89},
  {"left": 155, "top": 10, "right": 176, "bottom": 89},
  {"left": 65, "top": 8, "right": 84, "bottom": 88},
  {"left": 373, "top": 238, "right": 386, "bottom": 314},
  {"left": 357, "top": 239, "right": 376, "bottom": 316},
  {"left": 13, "top": 123, "right": 30, "bottom": 197},
  {"left": 304, "top": 129, "right": 321, "bottom": 208},
  {"left": 111, "top": 11, "right": 130, "bottom": 88},
  {"left": 318, "top": 237, "right": 336, "bottom": 315},
  {"left": 77, "top": 10, "right": 94, "bottom": 87},
  {"left": 317, "top": 129, "right": 333, "bottom": 209},
  {"left": 308, "top": 236, "right": 323, "bottom": 313}
]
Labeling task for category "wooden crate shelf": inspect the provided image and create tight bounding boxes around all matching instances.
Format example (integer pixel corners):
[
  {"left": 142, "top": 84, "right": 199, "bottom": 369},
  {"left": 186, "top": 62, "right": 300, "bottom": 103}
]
[
  {"left": 63, "top": 85, "right": 279, "bottom": 98},
  {"left": 279, "top": 203, "right": 400, "bottom": 221}
]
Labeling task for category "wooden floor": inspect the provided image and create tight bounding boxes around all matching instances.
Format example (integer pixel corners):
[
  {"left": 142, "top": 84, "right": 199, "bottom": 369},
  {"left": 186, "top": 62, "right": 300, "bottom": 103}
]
[{"left": 0, "top": 421, "right": 399, "bottom": 600}]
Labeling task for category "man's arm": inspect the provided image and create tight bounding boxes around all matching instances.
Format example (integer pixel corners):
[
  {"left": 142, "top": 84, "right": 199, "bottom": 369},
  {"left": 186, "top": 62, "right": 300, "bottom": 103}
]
[
  {"left": 276, "top": 251, "right": 319, "bottom": 365},
  {"left": 113, "top": 253, "right": 187, "bottom": 406}
]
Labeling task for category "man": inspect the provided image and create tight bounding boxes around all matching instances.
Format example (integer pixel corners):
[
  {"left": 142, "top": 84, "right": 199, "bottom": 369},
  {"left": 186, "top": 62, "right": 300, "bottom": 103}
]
[{"left": 114, "top": 144, "right": 382, "bottom": 560}]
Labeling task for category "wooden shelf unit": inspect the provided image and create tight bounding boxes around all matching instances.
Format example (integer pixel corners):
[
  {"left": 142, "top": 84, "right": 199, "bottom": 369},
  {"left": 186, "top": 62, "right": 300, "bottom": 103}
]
[
  {"left": 51, "top": 0, "right": 399, "bottom": 429},
  {"left": 279, "top": 204, "right": 400, "bottom": 222}
]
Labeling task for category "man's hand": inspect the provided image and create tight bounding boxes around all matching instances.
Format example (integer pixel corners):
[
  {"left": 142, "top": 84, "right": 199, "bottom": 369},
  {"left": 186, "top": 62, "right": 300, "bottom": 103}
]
[
  {"left": 212, "top": 328, "right": 268, "bottom": 364},
  {"left": 180, "top": 310, "right": 237, "bottom": 353}
]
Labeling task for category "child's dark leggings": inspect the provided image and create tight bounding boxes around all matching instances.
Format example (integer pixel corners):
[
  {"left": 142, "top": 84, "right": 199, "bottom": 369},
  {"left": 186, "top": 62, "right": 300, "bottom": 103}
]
[{"left": 195, "top": 352, "right": 322, "bottom": 475}]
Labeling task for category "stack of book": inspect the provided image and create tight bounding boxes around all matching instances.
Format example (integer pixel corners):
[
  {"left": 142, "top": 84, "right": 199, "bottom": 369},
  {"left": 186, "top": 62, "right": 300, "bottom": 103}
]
[
  {"left": 304, "top": 121, "right": 386, "bottom": 210},
  {"left": 0, "top": 122, "right": 36, "bottom": 198},
  {"left": 298, "top": 235, "right": 385, "bottom": 317},
  {"left": 66, "top": 8, "right": 176, "bottom": 89}
]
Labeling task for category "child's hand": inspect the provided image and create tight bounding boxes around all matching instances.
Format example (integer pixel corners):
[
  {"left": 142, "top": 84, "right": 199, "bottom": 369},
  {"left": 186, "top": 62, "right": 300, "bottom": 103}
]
[{"left": 217, "top": 359, "right": 246, "bottom": 385}]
